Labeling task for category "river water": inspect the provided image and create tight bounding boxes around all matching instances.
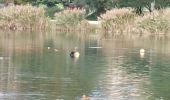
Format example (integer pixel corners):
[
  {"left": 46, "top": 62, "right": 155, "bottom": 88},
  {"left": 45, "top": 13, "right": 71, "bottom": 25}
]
[{"left": 0, "top": 31, "right": 170, "bottom": 100}]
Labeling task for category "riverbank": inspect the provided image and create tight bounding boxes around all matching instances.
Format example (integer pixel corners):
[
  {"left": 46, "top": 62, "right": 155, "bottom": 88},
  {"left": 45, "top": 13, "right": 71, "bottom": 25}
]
[{"left": 1, "top": 5, "right": 170, "bottom": 38}]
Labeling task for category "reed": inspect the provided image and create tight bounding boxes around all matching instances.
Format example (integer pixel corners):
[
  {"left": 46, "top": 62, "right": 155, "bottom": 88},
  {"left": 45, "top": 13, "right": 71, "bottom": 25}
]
[
  {"left": 100, "top": 8, "right": 136, "bottom": 37},
  {"left": 100, "top": 8, "right": 170, "bottom": 37},
  {"left": 0, "top": 5, "right": 49, "bottom": 30},
  {"left": 54, "top": 8, "right": 86, "bottom": 27},
  {"left": 54, "top": 8, "right": 95, "bottom": 33},
  {"left": 138, "top": 9, "right": 170, "bottom": 35},
  {"left": 54, "top": 20, "right": 95, "bottom": 34}
]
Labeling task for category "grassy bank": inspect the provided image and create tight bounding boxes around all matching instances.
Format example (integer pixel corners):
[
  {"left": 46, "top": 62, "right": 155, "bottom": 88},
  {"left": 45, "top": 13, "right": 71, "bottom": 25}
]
[
  {"left": 0, "top": 5, "right": 49, "bottom": 31},
  {"left": 1, "top": 5, "right": 170, "bottom": 37}
]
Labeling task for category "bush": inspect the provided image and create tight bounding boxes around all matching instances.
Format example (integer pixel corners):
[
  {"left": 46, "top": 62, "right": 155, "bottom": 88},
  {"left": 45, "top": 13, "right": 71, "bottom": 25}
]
[{"left": 0, "top": 5, "right": 49, "bottom": 30}]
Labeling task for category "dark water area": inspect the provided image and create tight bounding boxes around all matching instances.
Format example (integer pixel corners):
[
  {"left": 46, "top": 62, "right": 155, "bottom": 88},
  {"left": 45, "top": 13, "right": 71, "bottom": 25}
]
[{"left": 0, "top": 31, "right": 170, "bottom": 100}]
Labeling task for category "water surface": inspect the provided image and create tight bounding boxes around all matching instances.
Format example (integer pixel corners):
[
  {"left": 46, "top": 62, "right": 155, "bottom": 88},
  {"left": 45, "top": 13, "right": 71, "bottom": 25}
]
[{"left": 0, "top": 32, "right": 170, "bottom": 100}]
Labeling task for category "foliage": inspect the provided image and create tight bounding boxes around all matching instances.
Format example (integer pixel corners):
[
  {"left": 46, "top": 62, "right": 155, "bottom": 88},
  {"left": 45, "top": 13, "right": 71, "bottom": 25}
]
[
  {"left": 112, "top": 0, "right": 170, "bottom": 15},
  {"left": 85, "top": 0, "right": 114, "bottom": 15},
  {"left": 0, "top": 0, "right": 5, "bottom": 3},
  {"left": 0, "top": 4, "right": 49, "bottom": 30},
  {"left": 54, "top": 8, "right": 86, "bottom": 26},
  {"left": 3, "top": 0, "right": 170, "bottom": 18},
  {"left": 113, "top": 0, "right": 170, "bottom": 8}
]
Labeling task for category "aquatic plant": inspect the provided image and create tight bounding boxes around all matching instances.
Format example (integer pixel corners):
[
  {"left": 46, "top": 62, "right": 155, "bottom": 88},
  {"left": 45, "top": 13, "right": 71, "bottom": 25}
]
[
  {"left": 54, "top": 8, "right": 86, "bottom": 27},
  {"left": 54, "top": 8, "right": 96, "bottom": 33},
  {"left": 138, "top": 17, "right": 169, "bottom": 34},
  {"left": 100, "top": 8, "right": 136, "bottom": 36},
  {"left": 0, "top": 5, "right": 49, "bottom": 30},
  {"left": 100, "top": 8, "right": 170, "bottom": 37}
]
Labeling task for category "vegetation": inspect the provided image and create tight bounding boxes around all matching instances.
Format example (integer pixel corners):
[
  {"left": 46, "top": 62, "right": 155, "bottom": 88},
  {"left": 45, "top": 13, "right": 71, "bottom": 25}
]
[
  {"left": 100, "top": 8, "right": 170, "bottom": 37},
  {"left": 1, "top": 0, "right": 170, "bottom": 17},
  {"left": 0, "top": 5, "right": 49, "bottom": 30},
  {"left": 54, "top": 8, "right": 95, "bottom": 33},
  {"left": 100, "top": 8, "right": 136, "bottom": 36},
  {"left": 138, "top": 9, "right": 170, "bottom": 35},
  {"left": 54, "top": 8, "right": 85, "bottom": 26},
  {"left": 0, "top": 0, "right": 170, "bottom": 36}
]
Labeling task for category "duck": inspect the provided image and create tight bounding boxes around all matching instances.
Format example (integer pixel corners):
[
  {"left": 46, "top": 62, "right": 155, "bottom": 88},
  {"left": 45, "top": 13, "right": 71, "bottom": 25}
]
[{"left": 70, "top": 47, "right": 80, "bottom": 58}]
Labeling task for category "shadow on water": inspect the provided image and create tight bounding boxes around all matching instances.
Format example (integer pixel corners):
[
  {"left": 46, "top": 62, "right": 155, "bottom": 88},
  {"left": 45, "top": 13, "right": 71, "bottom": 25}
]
[{"left": 0, "top": 31, "right": 170, "bottom": 100}]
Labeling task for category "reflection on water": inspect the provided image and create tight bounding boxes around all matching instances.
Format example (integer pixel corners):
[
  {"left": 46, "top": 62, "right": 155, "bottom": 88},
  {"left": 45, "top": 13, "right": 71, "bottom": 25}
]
[{"left": 0, "top": 31, "right": 170, "bottom": 100}]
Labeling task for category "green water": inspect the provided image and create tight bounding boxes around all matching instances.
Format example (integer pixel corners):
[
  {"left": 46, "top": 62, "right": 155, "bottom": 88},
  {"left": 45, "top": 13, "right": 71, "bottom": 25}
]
[{"left": 0, "top": 32, "right": 170, "bottom": 100}]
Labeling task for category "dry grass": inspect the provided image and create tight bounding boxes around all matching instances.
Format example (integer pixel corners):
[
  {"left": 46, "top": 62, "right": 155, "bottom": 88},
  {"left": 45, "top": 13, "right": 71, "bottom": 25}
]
[
  {"left": 100, "top": 8, "right": 170, "bottom": 37},
  {"left": 137, "top": 9, "right": 170, "bottom": 35},
  {"left": 100, "top": 8, "right": 136, "bottom": 37},
  {"left": 0, "top": 5, "right": 49, "bottom": 30},
  {"left": 54, "top": 8, "right": 86, "bottom": 26},
  {"left": 54, "top": 8, "right": 96, "bottom": 33}
]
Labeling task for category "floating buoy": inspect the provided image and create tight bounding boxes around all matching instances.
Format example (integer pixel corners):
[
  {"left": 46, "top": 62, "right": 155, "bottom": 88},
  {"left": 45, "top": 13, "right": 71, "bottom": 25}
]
[
  {"left": 54, "top": 49, "right": 58, "bottom": 52},
  {"left": 47, "top": 47, "right": 51, "bottom": 50},
  {"left": 140, "top": 48, "right": 145, "bottom": 58},
  {"left": 88, "top": 46, "right": 102, "bottom": 49}
]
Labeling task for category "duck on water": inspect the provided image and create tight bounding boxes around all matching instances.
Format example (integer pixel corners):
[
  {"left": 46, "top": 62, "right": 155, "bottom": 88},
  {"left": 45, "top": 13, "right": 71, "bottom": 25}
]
[{"left": 70, "top": 47, "right": 80, "bottom": 58}]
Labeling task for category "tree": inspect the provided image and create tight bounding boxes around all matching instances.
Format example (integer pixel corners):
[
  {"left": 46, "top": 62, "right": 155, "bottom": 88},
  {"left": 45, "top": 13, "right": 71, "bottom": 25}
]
[
  {"left": 85, "top": 0, "right": 114, "bottom": 15},
  {"left": 112, "top": 0, "right": 170, "bottom": 15}
]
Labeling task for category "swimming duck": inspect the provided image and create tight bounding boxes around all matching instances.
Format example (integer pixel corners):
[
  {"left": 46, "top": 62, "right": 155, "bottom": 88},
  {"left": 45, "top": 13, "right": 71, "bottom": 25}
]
[{"left": 70, "top": 47, "right": 80, "bottom": 58}]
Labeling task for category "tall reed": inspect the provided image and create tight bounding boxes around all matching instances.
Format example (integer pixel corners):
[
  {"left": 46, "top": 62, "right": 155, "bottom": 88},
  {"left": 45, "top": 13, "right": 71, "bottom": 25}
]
[
  {"left": 54, "top": 8, "right": 86, "bottom": 27},
  {"left": 138, "top": 10, "right": 170, "bottom": 35},
  {"left": 54, "top": 8, "right": 95, "bottom": 33},
  {"left": 100, "top": 8, "right": 170, "bottom": 37},
  {"left": 0, "top": 5, "right": 49, "bottom": 30},
  {"left": 100, "top": 8, "right": 136, "bottom": 36}
]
